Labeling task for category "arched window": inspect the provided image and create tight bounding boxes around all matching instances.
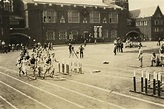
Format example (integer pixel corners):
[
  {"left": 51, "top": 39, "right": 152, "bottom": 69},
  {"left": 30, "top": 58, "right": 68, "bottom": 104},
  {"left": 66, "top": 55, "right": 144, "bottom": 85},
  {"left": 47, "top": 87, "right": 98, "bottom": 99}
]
[{"left": 60, "top": 16, "right": 65, "bottom": 23}]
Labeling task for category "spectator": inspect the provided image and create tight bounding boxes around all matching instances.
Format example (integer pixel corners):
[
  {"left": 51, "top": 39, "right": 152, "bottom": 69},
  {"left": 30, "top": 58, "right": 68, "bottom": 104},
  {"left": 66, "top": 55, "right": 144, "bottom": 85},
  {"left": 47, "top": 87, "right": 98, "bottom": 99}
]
[
  {"left": 150, "top": 52, "right": 157, "bottom": 66},
  {"left": 79, "top": 45, "right": 84, "bottom": 58},
  {"left": 138, "top": 51, "right": 143, "bottom": 67}
]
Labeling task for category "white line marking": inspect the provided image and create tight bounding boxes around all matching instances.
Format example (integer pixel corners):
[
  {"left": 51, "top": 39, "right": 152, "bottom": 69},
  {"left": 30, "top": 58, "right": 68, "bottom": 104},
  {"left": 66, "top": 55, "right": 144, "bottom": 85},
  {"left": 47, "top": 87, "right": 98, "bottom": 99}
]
[
  {"left": 0, "top": 71, "right": 84, "bottom": 109},
  {"left": 41, "top": 80, "right": 126, "bottom": 109},
  {"left": 1, "top": 66, "right": 164, "bottom": 108},
  {"left": 0, "top": 81, "right": 52, "bottom": 109},
  {"left": 0, "top": 66, "right": 124, "bottom": 109},
  {"left": 0, "top": 96, "right": 18, "bottom": 109},
  {"left": 69, "top": 80, "right": 164, "bottom": 108}
]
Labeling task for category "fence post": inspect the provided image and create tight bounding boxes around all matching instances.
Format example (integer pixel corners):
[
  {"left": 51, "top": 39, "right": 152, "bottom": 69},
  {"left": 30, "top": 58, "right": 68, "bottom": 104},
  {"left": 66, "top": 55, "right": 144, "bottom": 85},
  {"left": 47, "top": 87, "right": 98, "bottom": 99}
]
[
  {"left": 153, "top": 72, "right": 156, "bottom": 95},
  {"left": 133, "top": 70, "right": 136, "bottom": 92},
  {"left": 157, "top": 73, "right": 161, "bottom": 97},
  {"left": 145, "top": 72, "right": 148, "bottom": 94},
  {"left": 141, "top": 70, "right": 144, "bottom": 92}
]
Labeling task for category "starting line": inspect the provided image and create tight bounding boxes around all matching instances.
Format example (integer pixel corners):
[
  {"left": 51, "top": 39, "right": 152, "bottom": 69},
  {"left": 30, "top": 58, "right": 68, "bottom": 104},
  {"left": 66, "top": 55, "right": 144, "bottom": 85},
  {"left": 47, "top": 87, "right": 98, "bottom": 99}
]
[{"left": 0, "top": 96, "right": 18, "bottom": 109}]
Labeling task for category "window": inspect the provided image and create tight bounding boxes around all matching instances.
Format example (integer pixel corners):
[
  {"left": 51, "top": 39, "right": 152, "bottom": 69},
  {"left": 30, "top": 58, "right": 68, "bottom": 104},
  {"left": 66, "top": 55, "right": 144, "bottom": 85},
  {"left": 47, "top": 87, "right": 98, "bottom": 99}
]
[
  {"left": 90, "top": 11, "right": 100, "bottom": 23},
  {"left": 103, "top": 30, "right": 108, "bottom": 38},
  {"left": 136, "top": 22, "right": 139, "bottom": 26},
  {"left": 60, "top": 16, "right": 65, "bottom": 23},
  {"left": 71, "top": 30, "right": 78, "bottom": 36},
  {"left": 83, "top": 18, "right": 87, "bottom": 23},
  {"left": 144, "top": 21, "right": 147, "bottom": 26},
  {"left": 59, "top": 30, "right": 67, "bottom": 40},
  {"left": 68, "top": 10, "right": 80, "bottom": 23},
  {"left": 25, "top": 11, "right": 29, "bottom": 28},
  {"left": 109, "top": 13, "right": 118, "bottom": 23},
  {"left": 4, "top": 0, "right": 13, "bottom": 12},
  {"left": 111, "top": 30, "right": 117, "bottom": 39},
  {"left": 46, "top": 30, "right": 55, "bottom": 40},
  {"left": 43, "top": 10, "right": 57, "bottom": 23},
  {"left": 103, "top": 17, "right": 107, "bottom": 23},
  {"left": 154, "top": 20, "right": 163, "bottom": 25},
  {"left": 10, "top": 20, "right": 19, "bottom": 25},
  {"left": 140, "top": 21, "right": 143, "bottom": 26},
  {"left": 154, "top": 27, "right": 159, "bottom": 32}
]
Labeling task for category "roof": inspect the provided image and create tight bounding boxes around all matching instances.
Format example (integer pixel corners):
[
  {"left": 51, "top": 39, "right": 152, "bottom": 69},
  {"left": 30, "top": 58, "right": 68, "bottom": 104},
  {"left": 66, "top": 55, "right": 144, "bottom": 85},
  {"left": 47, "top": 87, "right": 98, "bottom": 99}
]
[
  {"left": 130, "top": 6, "right": 157, "bottom": 18},
  {"left": 22, "top": 0, "right": 122, "bottom": 9}
]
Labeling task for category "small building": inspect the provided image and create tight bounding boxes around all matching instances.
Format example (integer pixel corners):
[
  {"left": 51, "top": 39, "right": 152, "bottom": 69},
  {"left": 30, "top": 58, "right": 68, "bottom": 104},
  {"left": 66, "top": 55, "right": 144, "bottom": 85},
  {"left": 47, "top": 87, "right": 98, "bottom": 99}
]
[{"left": 128, "top": 6, "right": 164, "bottom": 41}]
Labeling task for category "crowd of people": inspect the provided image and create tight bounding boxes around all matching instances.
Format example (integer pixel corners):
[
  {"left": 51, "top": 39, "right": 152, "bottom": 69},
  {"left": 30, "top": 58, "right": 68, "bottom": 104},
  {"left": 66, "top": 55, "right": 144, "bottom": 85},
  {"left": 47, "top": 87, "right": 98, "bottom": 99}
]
[
  {"left": 113, "top": 38, "right": 124, "bottom": 55},
  {"left": 0, "top": 40, "right": 25, "bottom": 53},
  {"left": 16, "top": 43, "right": 58, "bottom": 80}
]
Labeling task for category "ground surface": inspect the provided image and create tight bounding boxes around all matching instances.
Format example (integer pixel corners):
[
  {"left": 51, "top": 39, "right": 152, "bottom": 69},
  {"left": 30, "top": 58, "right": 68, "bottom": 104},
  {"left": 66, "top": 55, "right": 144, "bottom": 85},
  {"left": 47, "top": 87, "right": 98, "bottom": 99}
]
[{"left": 0, "top": 41, "right": 163, "bottom": 109}]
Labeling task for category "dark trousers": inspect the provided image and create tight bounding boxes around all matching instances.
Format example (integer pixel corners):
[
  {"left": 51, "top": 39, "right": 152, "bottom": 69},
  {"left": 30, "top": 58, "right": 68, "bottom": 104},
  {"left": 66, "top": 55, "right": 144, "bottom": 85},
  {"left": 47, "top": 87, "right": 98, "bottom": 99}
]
[{"left": 80, "top": 52, "right": 83, "bottom": 58}]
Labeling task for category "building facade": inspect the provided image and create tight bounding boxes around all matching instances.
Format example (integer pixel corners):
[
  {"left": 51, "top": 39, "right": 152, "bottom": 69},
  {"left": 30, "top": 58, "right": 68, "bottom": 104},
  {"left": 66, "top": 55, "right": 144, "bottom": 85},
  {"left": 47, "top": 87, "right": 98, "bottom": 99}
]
[
  {"left": 0, "top": 0, "right": 11, "bottom": 44},
  {"left": 1, "top": 0, "right": 164, "bottom": 45},
  {"left": 128, "top": 6, "right": 164, "bottom": 41},
  {"left": 11, "top": 0, "right": 128, "bottom": 44}
]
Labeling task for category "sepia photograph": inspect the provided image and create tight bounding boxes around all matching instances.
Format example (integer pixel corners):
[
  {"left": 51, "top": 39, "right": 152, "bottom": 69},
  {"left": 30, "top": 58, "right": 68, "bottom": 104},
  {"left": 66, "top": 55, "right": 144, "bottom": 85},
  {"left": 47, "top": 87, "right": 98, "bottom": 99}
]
[{"left": 0, "top": 0, "right": 164, "bottom": 109}]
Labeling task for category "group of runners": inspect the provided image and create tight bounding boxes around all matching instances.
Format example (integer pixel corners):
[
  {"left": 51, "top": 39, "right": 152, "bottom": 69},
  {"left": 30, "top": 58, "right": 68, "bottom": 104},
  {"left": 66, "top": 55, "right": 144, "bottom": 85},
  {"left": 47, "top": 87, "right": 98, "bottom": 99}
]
[{"left": 16, "top": 44, "right": 58, "bottom": 80}]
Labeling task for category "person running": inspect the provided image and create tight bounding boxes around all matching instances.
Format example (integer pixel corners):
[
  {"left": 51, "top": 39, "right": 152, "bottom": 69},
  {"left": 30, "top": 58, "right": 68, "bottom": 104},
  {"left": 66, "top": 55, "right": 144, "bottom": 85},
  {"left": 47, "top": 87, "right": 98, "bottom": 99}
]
[
  {"left": 29, "top": 54, "right": 37, "bottom": 79},
  {"left": 50, "top": 53, "right": 58, "bottom": 77},
  {"left": 16, "top": 53, "right": 24, "bottom": 76},
  {"left": 21, "top": 56, "right": 28, "bottom": 76},
  {"left": 43, "top": 54, "right": 52, "bottom": 79},
  {"left": 79, "top": 45, "right": 84, "bottom": 58}
]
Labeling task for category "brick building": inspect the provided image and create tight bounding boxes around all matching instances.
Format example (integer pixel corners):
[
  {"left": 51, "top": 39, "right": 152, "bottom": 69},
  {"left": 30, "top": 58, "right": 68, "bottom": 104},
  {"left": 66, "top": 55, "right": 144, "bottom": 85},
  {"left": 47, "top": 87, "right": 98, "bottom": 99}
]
[
  {"left": 128, "top": 6, "right": 164, "bottom": 41},
  {"left": 1, "top": 0, "right": 163, "bottom": 45},
  {"left": 0, "top": 0, "right": 11, "bottom": 44},
  {"left": 11, "top": 0, "right": 128, "bottom": 45}
]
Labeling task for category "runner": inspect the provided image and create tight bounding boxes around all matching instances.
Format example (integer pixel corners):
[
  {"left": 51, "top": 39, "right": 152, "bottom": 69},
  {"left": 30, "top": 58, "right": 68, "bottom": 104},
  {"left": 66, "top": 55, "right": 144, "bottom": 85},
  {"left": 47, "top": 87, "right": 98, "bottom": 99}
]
[
  {"left": 29, "top": 54, "right": 37, "bottom": 79},
  {"left": 43, "top": 54, "right": 52, "bottom": 79}
]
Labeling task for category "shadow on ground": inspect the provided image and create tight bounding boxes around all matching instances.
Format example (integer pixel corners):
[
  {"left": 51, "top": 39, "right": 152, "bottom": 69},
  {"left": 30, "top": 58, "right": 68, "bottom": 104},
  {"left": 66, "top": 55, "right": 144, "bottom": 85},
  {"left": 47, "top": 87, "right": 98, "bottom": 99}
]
[{"left": 125, "top": 48, "right": 159, "bottom": 54}]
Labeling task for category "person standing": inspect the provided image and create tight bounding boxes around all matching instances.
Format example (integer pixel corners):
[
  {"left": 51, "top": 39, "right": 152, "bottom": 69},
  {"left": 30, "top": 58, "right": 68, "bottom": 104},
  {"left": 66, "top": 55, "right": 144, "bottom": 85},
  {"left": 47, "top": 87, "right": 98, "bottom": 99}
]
[
  {"left": 68, "top": 43, "right": 73, "bottom": 58},
  {"left": 79, "top": 45, "right": 84, "bottom": 58},
  {"left": 113, "top": 44, "right": 117, "bottom": 55},
  {"left": 138, "top": 51, "right": 143, "bottom": 67},
  {"left": 157, "top": 38, "right": 161, "bottom": 46},
  {"left": 84, "top": 40, "right": 87, "bottom": 47}
]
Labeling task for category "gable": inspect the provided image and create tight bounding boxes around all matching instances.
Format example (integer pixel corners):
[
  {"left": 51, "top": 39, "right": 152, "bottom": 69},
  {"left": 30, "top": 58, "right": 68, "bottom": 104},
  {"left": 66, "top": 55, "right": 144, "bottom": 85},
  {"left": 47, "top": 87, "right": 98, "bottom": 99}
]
[{"left": 153, "top": 6, "right": 163, "bottom": 18}]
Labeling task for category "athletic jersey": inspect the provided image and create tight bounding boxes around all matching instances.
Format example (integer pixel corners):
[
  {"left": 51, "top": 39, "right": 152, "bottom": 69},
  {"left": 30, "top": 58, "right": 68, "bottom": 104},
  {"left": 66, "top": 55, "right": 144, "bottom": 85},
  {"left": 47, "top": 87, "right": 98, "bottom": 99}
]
[
  {"left": 30, "top": 58, "right": 36, "bottom": 64},
  {"left": 46, "top": 58, "right": 51, "bottom": 64}
]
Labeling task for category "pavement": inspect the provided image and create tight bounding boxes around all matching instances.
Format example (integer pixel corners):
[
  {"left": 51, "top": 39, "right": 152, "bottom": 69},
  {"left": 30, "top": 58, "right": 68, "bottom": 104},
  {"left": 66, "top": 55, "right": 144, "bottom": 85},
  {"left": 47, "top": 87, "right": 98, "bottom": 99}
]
[{"left": 0, "top": 41, "right": 163, "bottom": 109}]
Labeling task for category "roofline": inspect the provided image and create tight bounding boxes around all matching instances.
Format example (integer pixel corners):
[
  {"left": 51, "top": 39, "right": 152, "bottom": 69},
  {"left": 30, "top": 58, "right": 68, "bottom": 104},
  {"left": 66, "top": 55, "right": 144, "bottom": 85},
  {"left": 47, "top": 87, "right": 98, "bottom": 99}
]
[{"left": 22, "top": 0, "right": 123, "bottom": 9}]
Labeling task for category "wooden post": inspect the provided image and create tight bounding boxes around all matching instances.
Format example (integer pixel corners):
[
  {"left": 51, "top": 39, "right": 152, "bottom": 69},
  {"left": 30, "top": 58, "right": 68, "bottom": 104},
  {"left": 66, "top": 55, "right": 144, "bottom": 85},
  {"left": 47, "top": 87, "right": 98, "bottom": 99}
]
[
  {"left": 141, "top": 70, "right": 144, "bottom": 92},
  {"left": 133, "top": 70, "right": 136, "bottom": 92},
  {"left": 157, "top": 73, "right": 161, "bottom": 97},
  {"left": 153, "top": 72, "right": 156, "bottom": 95},
  {"left": 145, "top": 72, "right": 148, "bottom": 94}
]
